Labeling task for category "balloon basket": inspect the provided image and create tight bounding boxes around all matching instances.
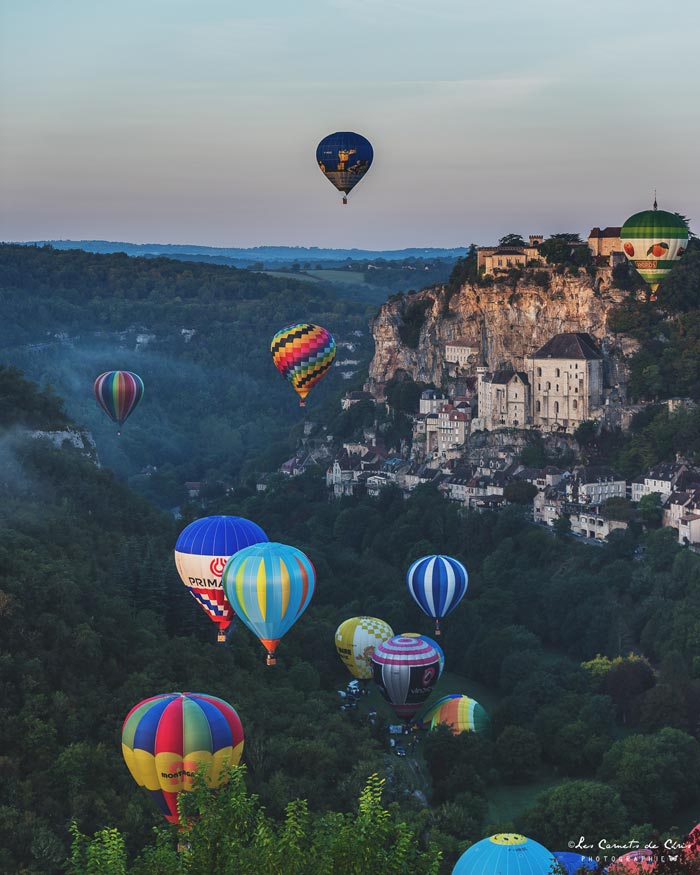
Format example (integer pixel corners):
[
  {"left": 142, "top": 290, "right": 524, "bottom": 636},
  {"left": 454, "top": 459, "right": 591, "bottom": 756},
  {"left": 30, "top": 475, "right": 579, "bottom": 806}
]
[
  {"left": 266, "top": 653, "right": 277, "bottom": 666},
  {"left": 342, "top": 196, "right": 348, "bottom": 205},
  {"left": 217, "top": 630, "right": 226, "bottom": 643},
  {"left": 434, "top": 622, "right": 441, "bottom": 636},
  {"left": 298, "top": 399, "right": 306, "bottom": 408}
]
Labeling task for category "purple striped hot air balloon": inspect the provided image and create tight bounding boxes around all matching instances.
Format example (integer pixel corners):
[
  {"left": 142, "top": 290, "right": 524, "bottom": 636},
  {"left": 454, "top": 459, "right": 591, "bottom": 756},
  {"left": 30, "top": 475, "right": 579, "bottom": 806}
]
[
  {"left": 94, "top": 370, "right": 144, "bottom": 434},
  {"left": 406, "top": 554, "right": 468, "bottom": 636},
  {"left": 371, "top": 634, "right": 441, "bottom": 721}
]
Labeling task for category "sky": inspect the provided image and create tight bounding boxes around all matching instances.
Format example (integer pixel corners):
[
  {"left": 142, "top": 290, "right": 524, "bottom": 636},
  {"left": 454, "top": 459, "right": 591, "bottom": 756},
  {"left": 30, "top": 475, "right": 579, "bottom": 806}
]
[{"left": 1, "top": 0, "right": 699, "bottom": 249}]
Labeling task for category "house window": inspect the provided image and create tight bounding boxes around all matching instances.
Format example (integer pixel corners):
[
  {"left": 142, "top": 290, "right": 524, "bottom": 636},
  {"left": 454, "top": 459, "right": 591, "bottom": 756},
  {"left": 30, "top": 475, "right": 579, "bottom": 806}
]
[
  {"left": 554, "top": 402, "right": 559, "bottom": 414},
  {"left": 546, "top": 382, "right": 551, "bottom": 390},
  {"left": 556, "top": 384, "right": 559, "bottom": 392},
  {"left": 538, "top": 383, "right": 541, "bottom": 390},
  {"left": 573, "top": 399, "right": 578, "bottom": 409},
  {"left": 537, "top": 367, "right": 542, "bottom": 376},
  {"left": 536, "top": 400, "right": 541, "bottom": 412},
  {"left": 555, "top": 368, "right": 560, "bottom": 377}
]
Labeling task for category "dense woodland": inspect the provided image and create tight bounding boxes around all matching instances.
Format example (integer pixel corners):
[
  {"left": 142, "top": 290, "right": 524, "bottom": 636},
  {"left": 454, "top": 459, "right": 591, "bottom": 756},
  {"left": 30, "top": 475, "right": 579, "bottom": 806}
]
[{"left": 1, "top": 245, "right": 700, "bottom": 873}]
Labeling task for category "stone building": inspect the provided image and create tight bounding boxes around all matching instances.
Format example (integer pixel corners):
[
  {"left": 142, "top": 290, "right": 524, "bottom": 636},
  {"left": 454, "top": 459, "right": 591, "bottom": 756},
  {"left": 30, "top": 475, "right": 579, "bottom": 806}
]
[
  {"left": 477, "top": 235, "right": 544, "bottom": 275},
  {"left": 474, "top": 368, "right": 530, "bottom": 430},
  {"left": 444, "top": 340, "right": 480, "bottom": 368},
  {"left": 425, "top": 406, "right": 470, "bottom": 456},
  {"left": 587, "top": 226, "right": 622, "bottom": 260},
  {"left": 527, "top": 333, "right": 603, "bottom": 433}
]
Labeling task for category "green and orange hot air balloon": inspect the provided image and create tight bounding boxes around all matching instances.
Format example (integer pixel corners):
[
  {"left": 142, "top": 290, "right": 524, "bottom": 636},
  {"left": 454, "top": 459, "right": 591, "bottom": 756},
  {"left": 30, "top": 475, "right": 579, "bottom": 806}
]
[
  {"left": 621, "top": 199, "right": 689, "bottom": 301},
  {"left": 271, "top": 323, "right": 336, "bottom": 407}
]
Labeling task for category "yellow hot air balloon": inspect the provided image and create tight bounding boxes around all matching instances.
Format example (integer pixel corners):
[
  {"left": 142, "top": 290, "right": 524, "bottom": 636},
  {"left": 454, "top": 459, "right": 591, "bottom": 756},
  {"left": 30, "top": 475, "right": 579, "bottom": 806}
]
[{"left": 335, "top": 616, "right": 393, "bottom": 680}]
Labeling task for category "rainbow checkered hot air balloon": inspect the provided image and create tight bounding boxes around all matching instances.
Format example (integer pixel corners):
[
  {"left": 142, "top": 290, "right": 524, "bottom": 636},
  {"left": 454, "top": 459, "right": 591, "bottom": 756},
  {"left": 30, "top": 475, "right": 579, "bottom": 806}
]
[
  {"left": 121, "top": 692, "right": 244, "bottom": 825},
  {"left": 406, "top": 554, "right": 468, "bottom": 636},
  {"left": 94, "top": 370, "right": 144, "bottom": 433},
  {"left": 174, "top": 516, "right": 269, "bottom": 642},
  {"left": 452, "top": 834, "right": 558, "bottom": 875},
  {"left": 270, "top": 323, "right": 336, "bottom": 407},
  {"left": 420, "top": 694, "right": 490, "bottom": 735},
  {"left": 222, "top": 542, "right": 316, "bottom": 665}
]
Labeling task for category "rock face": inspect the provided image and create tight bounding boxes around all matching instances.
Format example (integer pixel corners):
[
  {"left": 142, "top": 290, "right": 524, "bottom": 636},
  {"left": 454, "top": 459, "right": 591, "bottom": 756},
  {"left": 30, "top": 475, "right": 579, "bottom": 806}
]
[{"left": 366, "top": 267, "right": 635, "bottom": 399}]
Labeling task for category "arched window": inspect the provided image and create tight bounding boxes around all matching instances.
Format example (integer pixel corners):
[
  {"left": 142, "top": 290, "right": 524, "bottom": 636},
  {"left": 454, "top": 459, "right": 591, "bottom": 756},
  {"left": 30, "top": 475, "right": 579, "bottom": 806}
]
[
  {"left": 573, "top": 399, "right": 578, "bottom": 410},
  {"left": 536, "top": 400, "right": 541, "bottom": 412},
  {"left": 554, "top": 401, "right": 559, "bottom": 414},
  {"left": 537, "top": 367, "right": 542, "bottom": 376},
  {"left": 555, "top": 368, "right": 560, "bottom": 377},
  {"left": 546, "top": 381, "right": 551, "bottom": 390},
  {"left": 556, "top": 384, "right": 559, "bottom": 392}
]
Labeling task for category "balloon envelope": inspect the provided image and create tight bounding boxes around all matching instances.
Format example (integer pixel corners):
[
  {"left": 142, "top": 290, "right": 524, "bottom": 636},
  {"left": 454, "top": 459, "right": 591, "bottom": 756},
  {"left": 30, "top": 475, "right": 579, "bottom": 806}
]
[
  {"left": 406, "top": 554, "right": 468, "bottom": 633},
  {"left": 553, "top": 851, "right": 599, "bottom": 873},
  {"left": 453, "top": 834, "right": 558, "bottom": 875},
  {"left": 371, "top": 634, "right": 441, "bottom": 720},
  {"left": 420, "top": 694, "right": 490, "bottom": 735},
  {"left": 175, "top": 516, "right": 269, "bottom": 640},
  {"left": 121, "top": 692, "right": 244, "bottom": 824},
  {"left": 316, "top": 131, "right": 373, "bottom": 200},
  {"left": 271, "top": 323, "right": 336, "bottom": 406},
  {"left": 94, "top": 370, "right": 144, "bottom": 427},
  {"left": 620, "top": 206, "right": 688, "bottom": 296},
  {"left": 335, "top": 616, "right": 393, "bottom": 680},
  {"left": 222, "top": 542, "right": 315, "bottom": 663},
  {"left": 400, "top": 632, "right": 444, "bottom": 678}
]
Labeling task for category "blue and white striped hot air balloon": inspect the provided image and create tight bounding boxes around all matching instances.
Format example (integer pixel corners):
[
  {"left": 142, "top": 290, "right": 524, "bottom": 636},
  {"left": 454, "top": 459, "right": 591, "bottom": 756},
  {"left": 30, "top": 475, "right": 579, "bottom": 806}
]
[{"left": 406, "top": 554, "right": 468, "bottom": 636}]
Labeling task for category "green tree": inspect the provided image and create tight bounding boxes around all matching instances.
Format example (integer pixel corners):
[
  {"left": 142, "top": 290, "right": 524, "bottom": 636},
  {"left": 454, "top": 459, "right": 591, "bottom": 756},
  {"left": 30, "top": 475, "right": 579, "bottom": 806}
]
[
  {"left": 518, "top": 780, "right": 628, "bottom": 849},
  {"left": 503, "top": 481, "right": 538, "bottom": 505},
  {"left": 495, "top": 726, "right": 541, "bottom": 782}
]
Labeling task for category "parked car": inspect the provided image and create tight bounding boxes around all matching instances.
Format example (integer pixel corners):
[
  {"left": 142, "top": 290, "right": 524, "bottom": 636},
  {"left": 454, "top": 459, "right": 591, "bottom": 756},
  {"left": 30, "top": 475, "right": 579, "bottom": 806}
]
[{"left": 395, "top": 747, "right": 407, "bottom": 757}]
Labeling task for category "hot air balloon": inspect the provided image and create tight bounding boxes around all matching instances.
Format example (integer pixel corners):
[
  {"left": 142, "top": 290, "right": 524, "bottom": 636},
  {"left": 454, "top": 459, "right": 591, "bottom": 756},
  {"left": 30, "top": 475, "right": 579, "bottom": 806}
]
[
  {"left": 452, "top": 834, "right": 558, "bottom": 875},
  {"left": 316, "top": 131, "right": 373, "bottom": 204},
  {"left": 688, "top": 823, "right": 700, "bottom": 858},
  {"left": 406, "top": 554, "right": 468, "bottom": 636},
  {"left": 371, "top": 634, "right": 441, "bottom": 721},
  {"left": 121, "top": 692, "right": 244, "bottom": 825},
  {"left": 222, "top": 542, "right": 315, "bottom": 665},
  {"left": 94, "top": 370, "right": 144, "bottom": 433},
  {"left": 401, "top": 633, "right": 444, "bottom": 678},
  {"left": 271, "top": 323, "right": 336, "bottom": 407},
  {"left": 620, "top": 200, "right": 689, "bottom": 301},
  {"left": 175, "top": 516, "right": 269, "bottom": 642},
  {"left": 609, "top": 849, "right": 656, "bottom": 873},
  {"left": 553, "top": 851, "right": 599, "bottom": 873},
  {"left": 420, "top": 694, "right": 490, "bottom": 735},
  {"left": 335, "top": 616, "right": 393, "bottom": 680}
]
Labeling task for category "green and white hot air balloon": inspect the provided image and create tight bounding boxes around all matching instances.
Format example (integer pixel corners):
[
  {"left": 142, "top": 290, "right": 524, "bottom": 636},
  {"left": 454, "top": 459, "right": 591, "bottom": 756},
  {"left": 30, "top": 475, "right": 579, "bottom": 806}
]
[{"left": 620, "top": 199, "right": 688, "bottom": 301}]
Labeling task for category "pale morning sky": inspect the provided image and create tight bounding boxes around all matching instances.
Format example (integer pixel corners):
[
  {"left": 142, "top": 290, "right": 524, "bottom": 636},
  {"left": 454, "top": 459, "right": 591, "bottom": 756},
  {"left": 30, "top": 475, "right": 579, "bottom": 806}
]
[{"left": 1, "top": 0, "right": 698, "bottom": 249}]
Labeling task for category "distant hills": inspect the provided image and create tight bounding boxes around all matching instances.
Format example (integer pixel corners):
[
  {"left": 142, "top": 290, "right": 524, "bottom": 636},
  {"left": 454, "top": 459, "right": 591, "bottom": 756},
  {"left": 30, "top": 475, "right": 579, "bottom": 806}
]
[{"left": 17, "top": 239, "right": 470, "bottom": 268}]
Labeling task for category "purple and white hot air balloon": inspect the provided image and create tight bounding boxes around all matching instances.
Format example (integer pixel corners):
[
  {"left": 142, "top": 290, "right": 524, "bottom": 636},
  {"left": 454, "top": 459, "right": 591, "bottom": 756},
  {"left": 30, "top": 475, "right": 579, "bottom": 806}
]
[
  {"left": 371, "top": 634, "right": 441, "bottom": 721},
  {"left": 406, "top": 554, "right": 468, "bottom": 635}
]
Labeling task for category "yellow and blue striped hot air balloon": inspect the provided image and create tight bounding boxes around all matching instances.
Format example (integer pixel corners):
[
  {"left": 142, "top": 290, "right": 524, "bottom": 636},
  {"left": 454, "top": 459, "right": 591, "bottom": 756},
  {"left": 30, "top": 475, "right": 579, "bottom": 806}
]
[
  {"left": 121, "top": 692, "right": 244, "bottom": 825},
  {"left": 222, "top": 542, "right": 316, "bottom": 665},
  {"left": 271, "top": 323, "right": 336, "bottom": 407}
]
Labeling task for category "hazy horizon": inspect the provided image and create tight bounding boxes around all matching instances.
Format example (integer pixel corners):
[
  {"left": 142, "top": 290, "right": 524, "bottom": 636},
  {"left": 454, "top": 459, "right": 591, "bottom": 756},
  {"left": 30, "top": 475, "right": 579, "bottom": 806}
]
[{"left": 2, "top": 1, "right": 699, "bottom": 248}]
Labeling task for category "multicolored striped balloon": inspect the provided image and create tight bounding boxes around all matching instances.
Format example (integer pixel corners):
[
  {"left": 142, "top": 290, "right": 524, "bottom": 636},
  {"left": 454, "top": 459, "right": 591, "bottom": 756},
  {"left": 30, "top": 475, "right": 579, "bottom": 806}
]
[
  {"left": 620, "top": 202, "right": 688, "bottom": 301},
  {"left": 222, "top": 542, "right": 315, "bottom": 665},
  {"left": 420, "top": 694, "right": 489, "bottom": 735},
  {"left": 94, "top": 370, "right": 144, "bottom": 432},
  {"left": 453, "top": 835, "right": 558, "bottom": 875},
  {"left": 174, "top": 516, "right": 269, "bottom": 642},
  {"left": 406, "top": 554, "right": 468, "bottom": 635},
  {"left": 121, "top": 692, "right": 244, "bottom": 824},
  {"left": 270, "top": 323, "right": 336, "bottom": 407},
  {"left": 371, "top": 634, "right": 441, "bottom": 721},
  {"left": 335, "top": 616, "right": 393, "bottom": 680}
]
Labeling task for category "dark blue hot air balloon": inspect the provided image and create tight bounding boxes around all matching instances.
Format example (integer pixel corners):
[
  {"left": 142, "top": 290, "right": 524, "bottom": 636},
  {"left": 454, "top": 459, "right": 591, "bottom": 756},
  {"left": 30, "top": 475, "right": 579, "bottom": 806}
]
[
  {"left": 316, "top": 131, "right": 373, "bottom": 204},
  {"left": 406, "top": 554, "right": 468, "bottom": 636},
  {"left": 554, "top": 851, "right": 599, "bottom": 873}
]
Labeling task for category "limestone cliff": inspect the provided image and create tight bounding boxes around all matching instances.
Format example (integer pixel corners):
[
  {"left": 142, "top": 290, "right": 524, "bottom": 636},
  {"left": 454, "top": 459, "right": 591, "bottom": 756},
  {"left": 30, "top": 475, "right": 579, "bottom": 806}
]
[{"left": 366, "top": 267, "right": 637, "bottom": 399}]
